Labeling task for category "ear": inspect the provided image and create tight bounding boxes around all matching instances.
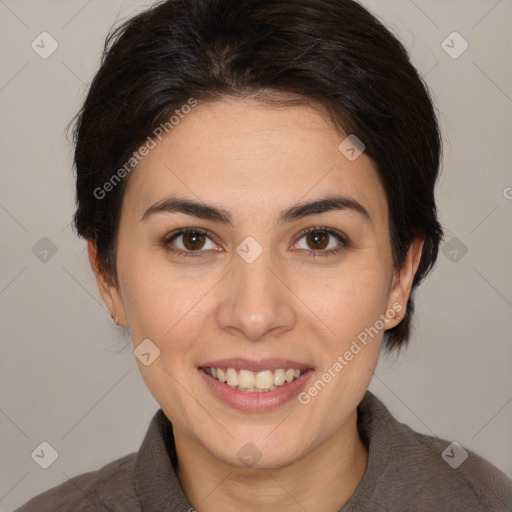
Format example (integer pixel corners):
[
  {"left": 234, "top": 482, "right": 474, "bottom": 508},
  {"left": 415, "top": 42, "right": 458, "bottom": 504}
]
[
  {"left": 385, "top": 235, "right": 425, "bottom": 328},
  {"left": 87, "top": 240, "right": 128, "bottom": 327}
]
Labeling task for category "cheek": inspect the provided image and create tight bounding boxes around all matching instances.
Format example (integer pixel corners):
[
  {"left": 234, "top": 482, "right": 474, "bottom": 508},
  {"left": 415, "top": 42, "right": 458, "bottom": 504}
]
[
  {"left": 296, "top": 267, "right": 388, "bottom": 421},
  {"left": 120, "top": 263, "right": 209, "bottom": 400},
  {"left": 298, "top": 260, "right": 391, "bottom": 342},
  {"left": 118, "top": 251, "right": 213, "bottom": 347}
]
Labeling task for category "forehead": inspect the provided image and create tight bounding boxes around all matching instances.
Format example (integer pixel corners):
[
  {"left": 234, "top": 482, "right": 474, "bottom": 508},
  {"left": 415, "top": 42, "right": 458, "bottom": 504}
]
[{"left": 122, "top": 98, "right": 388, "bottom": 227}]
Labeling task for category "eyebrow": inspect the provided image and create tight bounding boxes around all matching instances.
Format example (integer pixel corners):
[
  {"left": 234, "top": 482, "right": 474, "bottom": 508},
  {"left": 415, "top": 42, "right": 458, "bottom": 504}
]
[{"left": 141, "top": 194, "right": 371, "bottom": 225}]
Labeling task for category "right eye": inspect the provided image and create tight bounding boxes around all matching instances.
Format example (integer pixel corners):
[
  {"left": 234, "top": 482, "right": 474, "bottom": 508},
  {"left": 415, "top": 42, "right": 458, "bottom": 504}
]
[{"left": 164, "top": 228, "right": 219, "bottom": 257}]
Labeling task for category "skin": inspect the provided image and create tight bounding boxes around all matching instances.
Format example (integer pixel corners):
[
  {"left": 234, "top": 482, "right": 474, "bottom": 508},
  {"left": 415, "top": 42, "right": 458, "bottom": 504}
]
[{"left": 89, "top": 97, "right": 424, "bottom": 512}]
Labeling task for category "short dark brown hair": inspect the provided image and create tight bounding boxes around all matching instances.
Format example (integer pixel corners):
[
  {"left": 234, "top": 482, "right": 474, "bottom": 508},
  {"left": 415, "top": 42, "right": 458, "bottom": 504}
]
[{"left": 72, "top": 0, "right": 443, "bottom": 351}]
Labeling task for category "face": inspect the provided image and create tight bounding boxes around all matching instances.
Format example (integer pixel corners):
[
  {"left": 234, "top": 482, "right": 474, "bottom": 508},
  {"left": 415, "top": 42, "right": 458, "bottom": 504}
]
[{"left": 91, "top": 97, "right": 421, "bottom": 469}]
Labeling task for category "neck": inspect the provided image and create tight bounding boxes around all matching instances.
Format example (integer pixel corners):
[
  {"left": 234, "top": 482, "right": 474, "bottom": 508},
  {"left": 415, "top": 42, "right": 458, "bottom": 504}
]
[{"left": 174, "top": 410, "right": 368, "bottom": 512}]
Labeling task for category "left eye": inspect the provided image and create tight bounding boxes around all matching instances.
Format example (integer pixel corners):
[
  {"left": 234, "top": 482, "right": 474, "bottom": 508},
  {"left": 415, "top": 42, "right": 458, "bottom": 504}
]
[{"left": 293, "top": 228, "right": 347, "bottom": 255}]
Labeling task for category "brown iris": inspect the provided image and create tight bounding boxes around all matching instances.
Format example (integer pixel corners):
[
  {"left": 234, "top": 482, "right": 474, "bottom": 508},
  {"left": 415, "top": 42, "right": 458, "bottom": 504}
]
[
  {"left": 306, "top": 230, "right": 329, "bottom": 250},
  {"left": 182, "top": 232, "right": 207, "bottom": 251}
]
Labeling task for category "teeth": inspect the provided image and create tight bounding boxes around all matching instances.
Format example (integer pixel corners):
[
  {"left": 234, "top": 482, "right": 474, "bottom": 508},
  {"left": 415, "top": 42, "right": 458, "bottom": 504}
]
[
  {"left": 205, "top": 366, "right": 305, "bottom": 391},
  {"left": 238, "top": 369, "right": 255, "bottom": 388},
  {"left": 226, "top": 368, "right": 238, "bottom": 386},
  {"left": 274, "top": 369, "right": 286, "bottom": 386}
]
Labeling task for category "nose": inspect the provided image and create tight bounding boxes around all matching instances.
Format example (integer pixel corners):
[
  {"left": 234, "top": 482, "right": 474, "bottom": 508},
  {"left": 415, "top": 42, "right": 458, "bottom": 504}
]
[{"left": 215, "top": 246, "right": 297, "bottom": 342}]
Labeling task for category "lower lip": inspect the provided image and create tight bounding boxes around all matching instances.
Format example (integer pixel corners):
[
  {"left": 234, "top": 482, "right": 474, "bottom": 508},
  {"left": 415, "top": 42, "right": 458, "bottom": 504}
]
[{"left": 198, "top": 368, "right": 314, "bottom": 412}]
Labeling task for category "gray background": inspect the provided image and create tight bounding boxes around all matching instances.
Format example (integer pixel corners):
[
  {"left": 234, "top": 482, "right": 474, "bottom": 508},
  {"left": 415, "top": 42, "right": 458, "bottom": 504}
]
[{"left": 1, "top": 0, "right": 511, "bottom": 509}]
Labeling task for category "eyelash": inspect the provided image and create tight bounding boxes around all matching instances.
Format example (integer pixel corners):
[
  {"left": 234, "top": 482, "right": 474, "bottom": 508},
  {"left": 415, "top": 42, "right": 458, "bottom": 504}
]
[{"left": 162, "top": 226, "right": 348, "bottom": 259}]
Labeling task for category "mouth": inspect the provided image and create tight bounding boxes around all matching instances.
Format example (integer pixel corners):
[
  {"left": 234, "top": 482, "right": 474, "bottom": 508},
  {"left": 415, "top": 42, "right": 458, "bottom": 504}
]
[
  {"left": 200, "top": 366, "right": 307, "bottom": 392},
  {"left": 198, "top": 359, "right": 314, "bottom": 411}
]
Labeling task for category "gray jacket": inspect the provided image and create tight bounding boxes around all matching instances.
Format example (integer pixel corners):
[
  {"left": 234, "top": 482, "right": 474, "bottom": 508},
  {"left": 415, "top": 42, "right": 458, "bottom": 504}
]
[{"left": 15, "top": 391, "right": 512, "bottom": 511}]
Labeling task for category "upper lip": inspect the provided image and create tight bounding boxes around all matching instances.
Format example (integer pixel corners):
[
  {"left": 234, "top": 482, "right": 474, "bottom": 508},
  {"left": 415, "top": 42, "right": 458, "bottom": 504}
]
[{"left": 199, "top": 358, "right": 313, "bottom": 372}]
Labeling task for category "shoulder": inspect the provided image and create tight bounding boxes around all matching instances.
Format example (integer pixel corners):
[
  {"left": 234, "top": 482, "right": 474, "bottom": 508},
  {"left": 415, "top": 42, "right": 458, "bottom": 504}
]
[
  {"left": 405, "top": 428, "right": 512, "bottom": 510},
  {"left": 14, "top": 453, "right": 139, "bottom": 512},
  {"left": 353, "top": 392, "right": 512, "bottom": 511}
]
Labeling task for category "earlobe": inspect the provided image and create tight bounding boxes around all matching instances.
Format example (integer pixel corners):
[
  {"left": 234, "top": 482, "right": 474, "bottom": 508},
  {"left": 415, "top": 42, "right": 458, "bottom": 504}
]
[{"left": 87, "top": 240, "right": 127, "bottom": 327}]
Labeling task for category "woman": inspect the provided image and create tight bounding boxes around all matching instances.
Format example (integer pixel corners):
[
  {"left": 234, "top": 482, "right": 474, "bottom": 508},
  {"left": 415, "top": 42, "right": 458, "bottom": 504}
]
[{"left": 16, "top": 0, "right": 512, "bottom": 510}]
